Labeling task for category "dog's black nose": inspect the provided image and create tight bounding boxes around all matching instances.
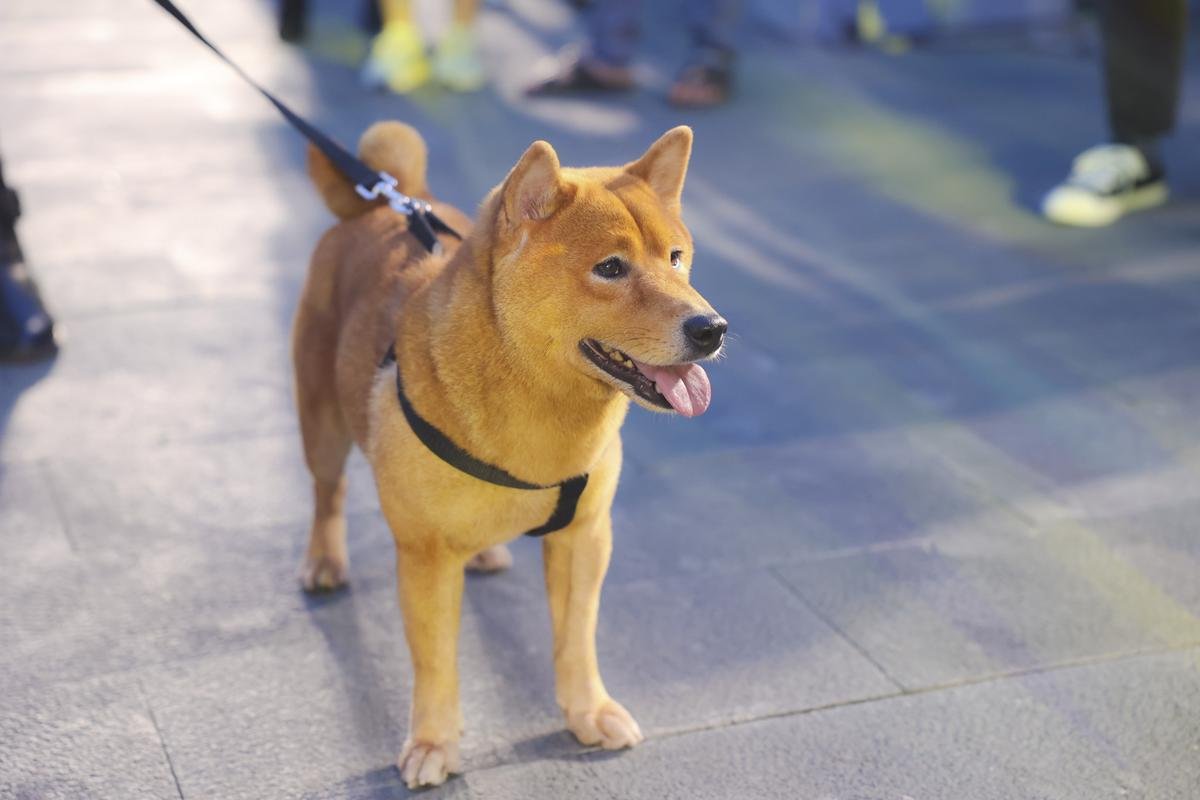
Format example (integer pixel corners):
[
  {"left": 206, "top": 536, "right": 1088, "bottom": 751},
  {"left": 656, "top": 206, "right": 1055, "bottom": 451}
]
[{"left": 683, "top": 314, "right": 727, "bottom": 355}]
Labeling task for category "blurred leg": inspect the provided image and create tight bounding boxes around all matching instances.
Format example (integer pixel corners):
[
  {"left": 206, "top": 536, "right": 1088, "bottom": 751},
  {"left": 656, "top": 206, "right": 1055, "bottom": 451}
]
[
  {"left": 435, "top": 0, "right": 485, "bottom": 90},
  {"left": 670, "top": 0, "right": 743, "bottom": 107},
  {"left": 0, "top": 153, "right": 57, "bottom": 362},
  {"left": 278, "top": 0, "right": 308, "bottom": 42},
  {"left": 362, "top": 0, "right": 430, "bottom": 93},
  {"left": 525, "top": 0, "right": 637, "bottom": 94},
  {"left": 452, "top": 0, "right": 478, "bottom": 26},
  {"left": 686, "top": 0, "right": 744, "bottom": 58},
  {"left": 1102, "top": 0, "right": 1187, "bottom": 163},
  {"left": 379, "top": 0, "right": 413, "bottom": 24},
  {"left": 585, "top": 0, "right": 641, "bottom": 68}
]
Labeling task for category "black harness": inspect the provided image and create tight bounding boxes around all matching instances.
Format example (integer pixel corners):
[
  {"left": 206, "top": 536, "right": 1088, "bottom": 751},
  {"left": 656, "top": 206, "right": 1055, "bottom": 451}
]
[
  {"left": 382, "top": 347, "right": 589, "bottom": 537},
  {"left": 155, "top": 0, "right": 588, "bottom": 535}
]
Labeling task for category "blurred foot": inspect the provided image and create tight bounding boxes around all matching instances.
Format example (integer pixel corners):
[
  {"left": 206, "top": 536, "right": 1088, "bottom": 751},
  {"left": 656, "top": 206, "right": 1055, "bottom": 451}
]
[
  {"left": 668, "top": 50, "right": 733, "bottom": 108},
  {"left": 525, "top": 51, "right": 633, "bottom": 97},
  {"left": 1042, "top": 144, "right": 1167, "bottom": 227},
  {"left": 362, "top": 20, "right": 430, "bottom": 94},
  {"left": 433, "top": 24, "right": 485, "bottom": 92},
  {"left": 0, "top": 238, "right": 57, "bottom": 364}
]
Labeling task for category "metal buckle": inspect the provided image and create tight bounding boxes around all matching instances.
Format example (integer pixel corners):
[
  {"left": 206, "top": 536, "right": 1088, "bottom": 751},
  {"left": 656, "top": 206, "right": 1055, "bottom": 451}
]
[
  {"left": 355, "top": 172, "right": 443, "bottom": 255},
  {"left": 355, "top": 172, "right": 433, "bottom": 217}
]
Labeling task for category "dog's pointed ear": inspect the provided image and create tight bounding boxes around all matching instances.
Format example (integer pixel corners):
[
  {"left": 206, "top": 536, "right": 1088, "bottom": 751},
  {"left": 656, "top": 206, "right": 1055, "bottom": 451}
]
[
  {"left": 501, "top": 140, "right": 566, "bottom": 229},
  {"left": 625, "top": 126, "right": 693, "bottom": 207}
]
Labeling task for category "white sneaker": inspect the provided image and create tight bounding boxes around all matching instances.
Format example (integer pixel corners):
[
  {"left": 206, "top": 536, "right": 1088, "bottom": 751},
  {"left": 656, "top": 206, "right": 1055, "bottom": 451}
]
[{"left": 1041, "top": 144, "right": 1168, "bottom": 227}]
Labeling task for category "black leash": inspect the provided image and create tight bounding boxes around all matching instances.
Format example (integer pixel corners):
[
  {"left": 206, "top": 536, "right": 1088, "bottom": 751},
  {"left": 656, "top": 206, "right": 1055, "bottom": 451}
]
[
  {"left": 150, "top": 0, "right": 460, "bottom": 254},
  {"left": 382, "top": 347, "right": 589, "bottom": 537},
  {"left": 154, "top": 0, "right": 585, "bottom": 535}
]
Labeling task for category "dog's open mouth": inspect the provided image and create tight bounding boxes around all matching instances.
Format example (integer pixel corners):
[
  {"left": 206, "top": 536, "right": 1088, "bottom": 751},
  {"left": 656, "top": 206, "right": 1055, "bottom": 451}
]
[{"left": 579, "top": 339, "right": 712, "bottom": 417}]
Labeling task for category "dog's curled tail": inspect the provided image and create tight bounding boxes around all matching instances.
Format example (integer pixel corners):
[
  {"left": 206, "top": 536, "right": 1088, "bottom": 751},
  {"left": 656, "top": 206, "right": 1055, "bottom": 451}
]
[{"left": 307, "top": 121, "right": 430, "bottom": 220}]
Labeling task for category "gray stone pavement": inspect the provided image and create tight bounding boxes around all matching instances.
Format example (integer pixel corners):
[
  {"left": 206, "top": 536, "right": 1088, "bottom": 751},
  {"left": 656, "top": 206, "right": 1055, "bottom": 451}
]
[{"left": 2, "top": 1, "right": 1200, "bottom": 798}]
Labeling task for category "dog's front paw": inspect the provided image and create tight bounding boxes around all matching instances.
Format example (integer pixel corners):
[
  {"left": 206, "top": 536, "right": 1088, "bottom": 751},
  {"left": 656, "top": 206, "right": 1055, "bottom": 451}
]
[
  {"left": 299, "top": 554, "right": 348, "bottom": 593},
  {"left": 566, "top": 698, "right": 644, "bottom": 750},
  {"left": 397, "top": 738, "right": 460, "bottom": 789}
]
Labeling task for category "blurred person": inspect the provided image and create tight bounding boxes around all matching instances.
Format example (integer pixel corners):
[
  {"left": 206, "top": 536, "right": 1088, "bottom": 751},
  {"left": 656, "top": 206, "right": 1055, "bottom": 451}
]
[
  {"left": 0, "top": 153, "right": 57, "bottom": 363},
  {"left": 1043, "top": 0, "right": 1188, "bottom": 227},
  {"left": 362, "top": 0, "right": 486, "bottom": 93},
  {"left": 526, "top": 0, "right": 743, "bottom": 107}
]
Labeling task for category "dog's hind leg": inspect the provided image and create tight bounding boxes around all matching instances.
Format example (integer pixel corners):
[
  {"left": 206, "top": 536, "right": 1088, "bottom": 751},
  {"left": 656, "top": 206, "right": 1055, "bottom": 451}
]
[
  {"left": 298, "top": 405, "right": 352, "bottom": 592},
  {"left": 294, "top": 307, "right": 353, "bottom": 592}
]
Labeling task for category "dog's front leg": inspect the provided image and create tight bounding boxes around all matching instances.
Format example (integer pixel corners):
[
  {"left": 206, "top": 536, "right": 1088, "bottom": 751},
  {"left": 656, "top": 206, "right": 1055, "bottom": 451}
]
[
  {"left": 394, "top": 540, "right": 465, "bottom": 788},
  {"left": 543, "top": 512, "right": 644, "bottom": 750}
]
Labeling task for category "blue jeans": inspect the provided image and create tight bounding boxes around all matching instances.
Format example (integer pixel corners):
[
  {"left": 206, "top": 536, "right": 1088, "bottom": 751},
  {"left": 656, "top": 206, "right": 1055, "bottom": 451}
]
[{"left": 586, "top": 0, "right": 743, "bottom": 68}]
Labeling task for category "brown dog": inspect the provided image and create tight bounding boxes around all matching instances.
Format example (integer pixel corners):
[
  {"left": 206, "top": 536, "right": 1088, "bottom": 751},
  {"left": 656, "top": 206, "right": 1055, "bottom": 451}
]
[{"left": 292, "top": 121, "right": 725, "bottom": 788}]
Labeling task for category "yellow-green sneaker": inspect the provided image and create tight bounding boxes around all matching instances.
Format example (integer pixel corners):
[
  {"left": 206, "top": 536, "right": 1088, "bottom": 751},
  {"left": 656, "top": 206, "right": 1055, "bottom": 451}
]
[
  {"left": 361, "top": 20, "right": 430, "bottom": 94},
  {"left": 433, "top": 24, "right": 485, "bottom": 92}
]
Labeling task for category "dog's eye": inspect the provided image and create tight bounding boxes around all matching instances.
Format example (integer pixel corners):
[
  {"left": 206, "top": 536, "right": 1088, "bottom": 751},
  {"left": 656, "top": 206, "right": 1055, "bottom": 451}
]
[
  {"left": 670, "top": 249, "right": 684, "bottom": 269},
  {"left": 592, "top": 257, "right": 628, "bottom": 280}
]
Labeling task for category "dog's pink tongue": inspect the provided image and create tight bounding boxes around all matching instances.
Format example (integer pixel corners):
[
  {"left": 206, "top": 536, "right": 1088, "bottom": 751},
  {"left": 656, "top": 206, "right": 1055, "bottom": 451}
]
[{"left": 635, "top": 361, "right": 712, "bottom": 417}]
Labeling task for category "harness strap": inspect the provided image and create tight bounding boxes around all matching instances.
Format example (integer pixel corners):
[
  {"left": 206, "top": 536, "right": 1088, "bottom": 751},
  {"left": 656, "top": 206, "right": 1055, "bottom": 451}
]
[
  {"left": 150, "top": 0, "right": 460, "bottom": 254},
  {"left": 382, "top": 346, "right": 588, "bottom": 537}
]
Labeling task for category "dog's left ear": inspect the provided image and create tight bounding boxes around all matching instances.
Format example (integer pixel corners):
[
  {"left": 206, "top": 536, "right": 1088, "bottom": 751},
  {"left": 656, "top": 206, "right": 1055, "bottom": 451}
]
[
  {"left": 501, "top": 140, "right": 568, "bottom": 231},
  {"left": 625, "top": 126, "right": 693, "bottom": 208}
]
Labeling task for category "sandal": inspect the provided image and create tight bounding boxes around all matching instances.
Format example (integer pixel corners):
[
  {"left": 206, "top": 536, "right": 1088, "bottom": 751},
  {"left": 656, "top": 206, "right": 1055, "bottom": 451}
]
[
  {"left": 668, "top": 52, "right": 733, "bottom": 108},
  {"left": 525, "top": 54, "right": 633, "bottom": 97}
]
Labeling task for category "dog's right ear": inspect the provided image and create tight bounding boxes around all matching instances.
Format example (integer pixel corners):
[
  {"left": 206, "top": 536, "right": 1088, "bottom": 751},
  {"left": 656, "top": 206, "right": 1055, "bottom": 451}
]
[
  {"left": 625, "top": 126, "right": 692, "bottom": 210},
  {"left": 501, "top": 141, "right": 567, "bottom": 230}
]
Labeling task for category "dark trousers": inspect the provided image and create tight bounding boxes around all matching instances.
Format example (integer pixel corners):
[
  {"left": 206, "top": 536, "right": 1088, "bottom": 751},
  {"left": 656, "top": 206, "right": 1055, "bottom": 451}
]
[
  {"left": 0, "top": 155, "right": 19, "bottom": 247},
  {"left": 586, "top": 0, "right": 743, "bottom": 67},
  {"left": 1103, "top": 0, "right": 1188, "bottom": 145}
]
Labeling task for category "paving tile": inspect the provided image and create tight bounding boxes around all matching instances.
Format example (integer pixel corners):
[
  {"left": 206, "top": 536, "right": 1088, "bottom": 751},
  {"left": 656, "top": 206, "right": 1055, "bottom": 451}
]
[
  {"left": 0, "top": 676, "right": 180, "bottom": 800},
  {"left": 47, "top": 436, "right": 378, "bottom": 555},
  {"left": 0, "top": 461, "right": 71, "bottom": 557},
  {"left": 607, "top": 428, "right": 998, "bottom": 583},
  {"left": 1089, "top": 511, "right": 1200, "bottom": 619},
  {"left": 775, "top": 525, "right": 1200, "bottom": 689},
  {"left": 422, "top": 757, "right": 612, "bottom": 800},
  {"left": 139, "top": 600, "right": 555, "bottom": 800},
  {"left": 0, "top": 457, "right": 160, "bottom": 688},
  {"left": 3, "top": 1, "right": 1200, "bottom": 798},
  {"left": 581, "top": 647, "right": 1200, "bottom": 800},
  {"left": 588, "top": 571, "right": 897, "bottom": 730},
  {"left": 0, "top": 509, "right": 395, "bottom": 691},
  {"left": 303, "top": 753, "right": 610, "bottom": 800},
  {"left": 138, "top": 567, "right": 890, "bottom": 798},
  {"left": 466, "top": 564, "right": 899, "bottom": 736},
  {"left": 0, "top": 301, "right": 296, "bottom": 465},
  {"left": 16, "top": 173, "right": 321, "bottom": 319},
  {"left": 1043, "top": 465, "right": 1200, "bottom": 620}
]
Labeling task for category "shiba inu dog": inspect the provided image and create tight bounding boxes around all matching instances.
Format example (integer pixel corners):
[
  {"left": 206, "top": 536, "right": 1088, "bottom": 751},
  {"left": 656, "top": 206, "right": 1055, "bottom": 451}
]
[{"left": 292, "top": 121, "right": 726, "bottom": 788}]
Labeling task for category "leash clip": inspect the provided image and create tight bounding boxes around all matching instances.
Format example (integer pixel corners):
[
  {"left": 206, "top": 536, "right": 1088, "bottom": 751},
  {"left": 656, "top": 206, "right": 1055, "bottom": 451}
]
[
  {"left": 355, "top": 172, "right": 421, "bottom": 212},
  {"left": 356, "top": 172, "right": 443, "bottom": 255}
]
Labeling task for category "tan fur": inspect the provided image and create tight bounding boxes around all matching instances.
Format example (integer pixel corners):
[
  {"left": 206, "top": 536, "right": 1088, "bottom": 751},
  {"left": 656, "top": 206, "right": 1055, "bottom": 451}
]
[{"left": 292, "top": 122, "right": 719, "bottom": 788}]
